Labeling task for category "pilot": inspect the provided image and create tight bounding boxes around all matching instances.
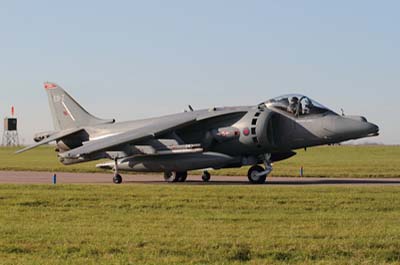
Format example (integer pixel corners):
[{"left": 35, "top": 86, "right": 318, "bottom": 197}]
[{"left": 287, "top": 97, "right": 299, "bottom": 114}]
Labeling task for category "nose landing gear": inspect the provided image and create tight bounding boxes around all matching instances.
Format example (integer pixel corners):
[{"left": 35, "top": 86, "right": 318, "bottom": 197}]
[{"left": 247, "top": 154, "right": 273, "bottom": 184}]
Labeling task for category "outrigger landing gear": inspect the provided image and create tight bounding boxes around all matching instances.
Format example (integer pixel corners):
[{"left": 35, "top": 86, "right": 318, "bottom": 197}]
[
  {"left": 247, "top": 154, "right": 273, "bottom": 184},
  {"left": 113, "top": 174, "right": 122, "bottom": 184},
  {"left": 113, "top": 158, "right": 123, "bottom": 184},
  {"left": 164, "top": 171, "right": 188, "bottom": 183},
  {"left": 202, "top": 171, "right": 211, "bottom": 182}
]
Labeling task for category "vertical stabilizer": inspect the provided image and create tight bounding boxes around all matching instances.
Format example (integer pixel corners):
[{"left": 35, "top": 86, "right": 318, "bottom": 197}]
[{"left": 44, "top": 82, "right": 114, "bottom": 130}]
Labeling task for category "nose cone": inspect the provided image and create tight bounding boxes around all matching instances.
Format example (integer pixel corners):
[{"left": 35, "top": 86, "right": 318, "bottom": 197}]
[
  {"left": 365, "top": 122, "right": 379, "bottom": 136},
  {"left": 323, "top": 115, "right": 379, "bottom": 141}
]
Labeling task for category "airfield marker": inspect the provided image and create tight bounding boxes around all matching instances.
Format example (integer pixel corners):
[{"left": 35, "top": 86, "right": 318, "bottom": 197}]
[{"left": 53, "top": 174, "right": 57, "bottom": 184}]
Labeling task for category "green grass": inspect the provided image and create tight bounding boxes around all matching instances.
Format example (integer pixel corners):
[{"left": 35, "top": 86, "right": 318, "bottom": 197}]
[
  {"left": 1, "top": 184, "right": 400, "bottom": 264},
  {"left": 2, "top": 145, "right": 400, "bottom": 177},
  {"left": 0, "top": 146, "right": 104, "bottom": 173}
]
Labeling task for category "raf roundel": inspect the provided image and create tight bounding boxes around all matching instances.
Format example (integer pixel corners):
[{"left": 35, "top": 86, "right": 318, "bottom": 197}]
[{"left": 243, "top": 127, "right": 250, "bottom": 136}]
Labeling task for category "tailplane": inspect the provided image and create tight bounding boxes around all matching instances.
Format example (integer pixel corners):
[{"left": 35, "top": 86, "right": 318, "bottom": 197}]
[{"left": 44, "top": 82, "right": 114, "bottom": 130}]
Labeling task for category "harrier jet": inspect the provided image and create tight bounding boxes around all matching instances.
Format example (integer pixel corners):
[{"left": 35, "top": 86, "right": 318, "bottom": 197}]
[{"left": 17, "top": 83, "right": 379, "bottom": 184}]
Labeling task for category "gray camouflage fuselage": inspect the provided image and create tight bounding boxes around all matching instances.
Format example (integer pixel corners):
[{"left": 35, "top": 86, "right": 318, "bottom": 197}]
[{"left": 57, "top": 104, "right": 379, "bottom": 172}]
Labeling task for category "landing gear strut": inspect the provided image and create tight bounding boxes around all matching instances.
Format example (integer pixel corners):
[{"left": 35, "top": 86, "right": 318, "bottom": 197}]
[
  {"left": 247, "top": 154, "right": 273, "bottom": 184},
  {"left": 113, "top": 158, "right": 123, "bottom": 184},
  {"left": 164, "top": 171, "right": 188, "bottom": 183},
  {"left": 202, "top": 171, "right": 211, "bottom": 182}
]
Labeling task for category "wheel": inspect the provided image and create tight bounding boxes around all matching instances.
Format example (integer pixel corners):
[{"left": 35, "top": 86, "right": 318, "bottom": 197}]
[
  {"left": 247, "top": 165, "right": 266, "bottom": 184},
  {"left": 113, "top": 174, "right": 123, "bottom": 184},
  {"left": 202, "top": 171, "right": 211, "bottom": 182},
  {"left": 177, "top": 172, "right": 188, "bottom": 182},
  {"left": 164, "top": 172, "right": 176, "bottom": 182},
  {"left": 164, "top": 172, "right": 182, "bottom": 183}
]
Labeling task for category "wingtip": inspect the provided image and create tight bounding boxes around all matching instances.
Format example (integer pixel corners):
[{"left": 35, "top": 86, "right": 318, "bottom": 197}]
[
  {"left": 15, "top": 145, "right": 36, "bottom": 154},
  {"left": 15, "top": 149, "right": 26, "bottom": 155}
]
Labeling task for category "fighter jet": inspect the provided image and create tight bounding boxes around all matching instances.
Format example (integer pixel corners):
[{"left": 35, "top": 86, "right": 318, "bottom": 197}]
[{"left": 17, "top": 83, "right": 379, "bottom": 184}]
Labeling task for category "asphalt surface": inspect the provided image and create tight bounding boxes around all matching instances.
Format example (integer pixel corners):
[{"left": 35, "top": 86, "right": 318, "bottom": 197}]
[{"left": 0, "top": 171, "right": 400, "bottom": 186}]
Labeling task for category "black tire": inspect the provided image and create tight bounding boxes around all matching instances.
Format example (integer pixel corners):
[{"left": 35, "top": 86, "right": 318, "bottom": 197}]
[
  {"left": 113, "top": 174, "right": 123, "bottom": 184},
  {"left": 247, "top": 165, "right": 266, "bottom": 184},
  {"left": 164, "top": 172, "right": 176, "bottom": 182},
  {"left": 177, "top": 172, "right": 188, "bottom": 182},
  {"left": 202, "top": 171, "right": 211, "bottom": 182},
  {"left": 164, "top": 172, "right": 181, "bottom": 183}
]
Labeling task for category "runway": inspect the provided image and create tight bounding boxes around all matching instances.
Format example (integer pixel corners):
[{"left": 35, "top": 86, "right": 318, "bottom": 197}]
[{"left": 0, "top": 171, "right": 400, "bottom": 186}]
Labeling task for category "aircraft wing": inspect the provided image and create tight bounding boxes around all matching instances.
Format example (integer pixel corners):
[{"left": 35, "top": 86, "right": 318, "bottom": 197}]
[
  {"left": 16, "top": 128, "right": 85, "bottom": 154},
  {"left": 60, "top": 116, "right": 197, "bottom": 159}
]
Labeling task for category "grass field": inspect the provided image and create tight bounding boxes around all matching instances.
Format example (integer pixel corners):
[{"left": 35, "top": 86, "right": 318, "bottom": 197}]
[
  {"left": 1, "top": 145, "right": 400, "bottom": 178},
  {"left": 1, "top": 184, "right": 400, "bottom": 264}
]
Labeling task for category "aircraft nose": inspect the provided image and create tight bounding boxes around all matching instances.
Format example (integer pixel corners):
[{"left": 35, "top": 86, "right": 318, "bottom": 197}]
[
  {"left": 349, "top": 116, "right": 379, "bottom": 136},
  {"left": 365, "top": 122, "right": 379, "bottom": 136},
  {"left": 323, "top": 115, "right": 379, "bottom": 140},
  {"left": 344, "top": 118, "right": 380, "bottom": 138}
]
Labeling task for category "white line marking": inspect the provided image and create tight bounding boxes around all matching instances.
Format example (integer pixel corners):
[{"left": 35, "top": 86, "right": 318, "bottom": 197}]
[{"left": 61, "top": 101, "right": 76, "bottom": 121}]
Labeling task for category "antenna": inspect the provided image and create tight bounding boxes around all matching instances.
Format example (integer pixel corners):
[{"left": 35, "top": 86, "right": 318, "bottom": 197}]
[{"left": 188, "top": 105, "right": 194, "bottom": 112}]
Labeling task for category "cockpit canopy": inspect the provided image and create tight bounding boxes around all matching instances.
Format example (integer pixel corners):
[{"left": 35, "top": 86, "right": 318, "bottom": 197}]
[{"left": 261, "top": 94, "right": 336, "bottom": 117}]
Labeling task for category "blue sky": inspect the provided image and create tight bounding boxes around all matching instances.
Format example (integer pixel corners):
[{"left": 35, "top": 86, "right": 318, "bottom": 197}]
[{"left": 0, "top": 0, "right": 398, "bottom": 144}]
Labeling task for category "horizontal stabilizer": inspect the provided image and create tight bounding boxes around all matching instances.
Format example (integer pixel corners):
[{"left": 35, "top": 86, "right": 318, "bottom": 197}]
[{"left": 16, "top": 128, "right": 84, "bottom": 154}]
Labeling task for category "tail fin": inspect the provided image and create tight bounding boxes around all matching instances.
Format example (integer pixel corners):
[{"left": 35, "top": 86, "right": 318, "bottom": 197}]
[{"left": 44, "top": 82, "right": 114, "bottom": 130}]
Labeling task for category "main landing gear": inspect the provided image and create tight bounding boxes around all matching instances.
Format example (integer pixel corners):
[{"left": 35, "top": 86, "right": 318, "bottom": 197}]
[
  {"left": 202, "top": 171, "right": 211, "bottom": 182},
  {"left": 247, "top": 154, "right": 273, "bottom": 184},
  {"left": 163, "top": 171, "right": 212, "bottom": 183},
  {"left": 113, "top": 158, "right": 123, "bottom": 184},
  {"left": 164, "top": 171, "right": 188, "bottom": 183}
]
